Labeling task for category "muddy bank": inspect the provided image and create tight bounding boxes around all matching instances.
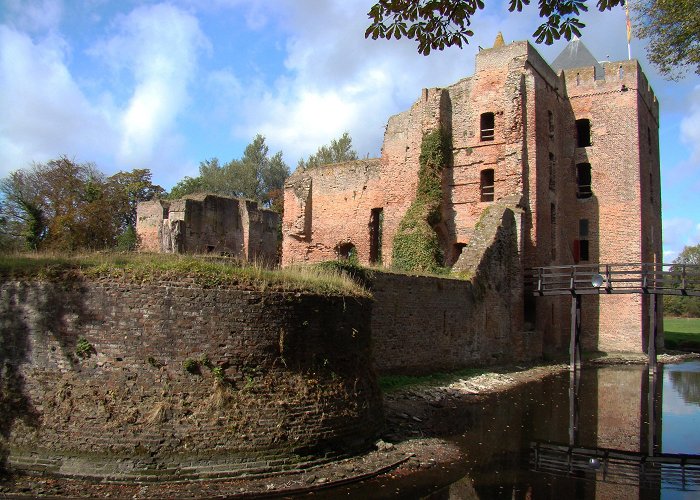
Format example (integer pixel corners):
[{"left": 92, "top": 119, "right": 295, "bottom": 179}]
[{"left": 2, "top": 354, "right": 696, "bottom": 498}]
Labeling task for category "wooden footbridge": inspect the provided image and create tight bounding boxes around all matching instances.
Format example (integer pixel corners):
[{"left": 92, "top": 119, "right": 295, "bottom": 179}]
[{"left": 524, "top": 263, "right": 700, "bottom": 372}]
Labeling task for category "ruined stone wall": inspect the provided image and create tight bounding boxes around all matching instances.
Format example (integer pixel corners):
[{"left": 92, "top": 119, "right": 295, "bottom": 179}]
[
  {"left": 282, "top": 160, "right": 384, "bottom": 265},
  {"left": 280, "top": 40, "right": 661, "bottom": 356},
  {"left": 372, "top": 205, "right": 539, "bottom": 374},
  {"left": 137, "top": 194, "right": 279, "bottom": 265},
  {"left": 0, "top": 275, "right": 381, "bottom": 481}
]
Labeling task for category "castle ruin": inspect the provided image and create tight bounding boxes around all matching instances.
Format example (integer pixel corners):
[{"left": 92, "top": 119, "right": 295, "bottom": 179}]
[
  {"left": 137, "top": 193, "right": 279, "bottom": 264},
  {"left": 282, "top": 38, "right": 661, "bottom": 355}
]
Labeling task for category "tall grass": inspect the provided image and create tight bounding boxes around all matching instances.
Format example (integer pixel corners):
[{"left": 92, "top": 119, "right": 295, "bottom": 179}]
[{"left": 0, "top": 252, "right": 370, "bottom": 297}]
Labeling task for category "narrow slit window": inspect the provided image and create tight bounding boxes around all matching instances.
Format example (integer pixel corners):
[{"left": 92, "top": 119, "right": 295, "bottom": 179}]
[
  {"left": 550, "top": 203, "right": 556, "bottom": 260},
  {"left": 549, "top": 152, "right": 556, "bottom": 190},
  {"left": 548, "top": 110, "right": 555, "bottom": 138},
  {"left": 480, "top": 112, "right": 495, "bottom": 141},
  {"left": 480, "top": 169, "right": 495, "bottom": 202},
  {"left": 576, "top": 119, "right": 591, "bottom": 147},
  {"left": 369, "top": 208, "right": 383, "bottom": 264},
  {"left": 576, "top": 163, "right": 592, "bottom": 199}
]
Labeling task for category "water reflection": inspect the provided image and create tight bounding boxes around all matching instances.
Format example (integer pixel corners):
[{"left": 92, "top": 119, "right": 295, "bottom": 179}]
[
  {"left": 311, "top": 362, "right": 700, "bottom": 499},
  {"left": 436, "top": 361, "right": 700, "bottom": 499}
]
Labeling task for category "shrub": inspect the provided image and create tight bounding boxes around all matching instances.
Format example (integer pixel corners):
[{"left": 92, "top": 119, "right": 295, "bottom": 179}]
[{"left": 75, "top": 337, "right": 93, "bottom": 358}]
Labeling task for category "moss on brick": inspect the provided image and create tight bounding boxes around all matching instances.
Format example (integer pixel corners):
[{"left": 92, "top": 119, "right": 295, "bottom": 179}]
[{"left": 391, "top": 129, "right": 451, "bottom": 273}]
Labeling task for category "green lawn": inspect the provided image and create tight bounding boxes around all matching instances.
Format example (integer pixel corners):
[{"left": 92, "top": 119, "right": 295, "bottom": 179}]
[{"left": 664, "top": 317, "right": 700, "bottom": 351}]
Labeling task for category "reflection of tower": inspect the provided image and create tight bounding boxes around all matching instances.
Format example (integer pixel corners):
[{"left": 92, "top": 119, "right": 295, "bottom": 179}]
[{"left": 532, "top": 365, "right": 667, "bottom": 497}]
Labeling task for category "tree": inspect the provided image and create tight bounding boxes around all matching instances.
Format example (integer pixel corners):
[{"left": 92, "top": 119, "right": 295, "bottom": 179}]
[
  {"left": 635, "top": 0, "right": 700, "bottom": 79},
  {"left": 167, "top": 135, "right": 290, "bottom": 210},
  {"left": 168, "top": 176, "right": 205, "bottom": 200},
  {"left": 664, "top": 243, "right": 700, "bottom": 317},
  {"left": 366, "top": 1, "right": 625, "bottom": 55},
  {"left": 106, "top": 169, "right": 165, "bottom": 232},
  {"left": 297, "top": 132, "right": 358, "bottom": 171},
  {"left": 0, "top": 157, "right": 163, "bottom": 251},
  {"left": 0, "top": 169, "right": 45, "bottom": 250}
]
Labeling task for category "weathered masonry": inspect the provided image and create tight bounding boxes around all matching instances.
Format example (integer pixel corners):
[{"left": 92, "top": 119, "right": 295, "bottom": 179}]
[
  {"left": 0, "top": 274, "right": 381, "bottom": 480},
  {"left": 282, "top": 37, "right": 661, "bottom": 355},
  {"left": 137, "top": 194, "right": 279, "bottom": 264}
]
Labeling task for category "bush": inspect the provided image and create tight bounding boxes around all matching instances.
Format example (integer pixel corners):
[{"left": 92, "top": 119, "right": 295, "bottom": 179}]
[{"left": 115, "top": 225, "right": 139, "bottom": 251}]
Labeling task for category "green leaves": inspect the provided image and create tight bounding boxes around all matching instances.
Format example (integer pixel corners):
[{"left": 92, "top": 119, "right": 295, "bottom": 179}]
[
  {"left": 392, "top": 129, "right": 450, "bottom": 273},
  {"left": 297, "top": 132, "right": 358, "bottom": 171},
  {"left": 366, "top": 0, "right": 627, "bottom": 53},
  {"left": 168, "top": 135, "right": 290, "bottom": 210}
]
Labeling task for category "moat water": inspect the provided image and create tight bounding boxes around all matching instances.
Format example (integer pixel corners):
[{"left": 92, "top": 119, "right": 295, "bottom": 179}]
[{"left": 316, "top": 360, "right": 700, "bottom": 499}]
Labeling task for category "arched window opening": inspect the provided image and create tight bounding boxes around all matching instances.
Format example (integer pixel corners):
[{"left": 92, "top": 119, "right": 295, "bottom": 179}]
[
  {"left": 480, "top": 169, "right": 495, "bottom": 202},
  {"left": 576, "top": 119, "right": 591, "bottom": 147},
  {"left": 576, "top": 163, "right": 592, "bottom": 199},
  {"left": 480, "top": 112, "right": 495, "bottom": 141},
  {"left": 548, "top": 110, "right": 555, "bottom": 138},
  {"left": 336, "top": 242, "right": 357, "bottom": 263}
]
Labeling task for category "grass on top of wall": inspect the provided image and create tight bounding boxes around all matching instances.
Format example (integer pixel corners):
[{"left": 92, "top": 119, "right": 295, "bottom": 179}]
[{"left": 0, "top": 252, "right": 370, "bottom": 297}]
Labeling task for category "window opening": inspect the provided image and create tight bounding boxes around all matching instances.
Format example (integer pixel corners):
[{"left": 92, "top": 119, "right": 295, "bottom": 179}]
[
  {"left": 573, "top": 219, "right": 590, "bottom": 263},
  {"left": 480, "top": 169, "right": 495, "bottom": 202},
  {"left": 369, "top": 208, "right": 383, "bottom": 264},
  {"left": 550, "top": 203, "right": 556, "bottom": 260},
  {"left": 480, "top": 112, "right": 495, "bottom": 141},
  {"left": 206, "top": 245, "right": 215, "bottom": 253},
  {"left": 648, "top": 126, "right": 652, "bottom": 153},
  {"left": 548, "top": 111, "right": 555, "bottom": 138},
  {"left": 576, "top": 119, "right": 591, "bottom": 147},
  {"left": 650, "top": 173, "right": 654, "bottom": 204},
  {"left": 576, "top": 163, "right": 592, "bottom": 199},
  {"left": 579, "top": 219, "right": 589, "bottom": 237},
  {"left": 454, "top": 243, "right": 467, "bottom": 259},
  {"left": 549, "top": 152, "right": 556, "bottom": 190},
  {"left": 336, "top": 242, "right": 357, "bottom": 263}
]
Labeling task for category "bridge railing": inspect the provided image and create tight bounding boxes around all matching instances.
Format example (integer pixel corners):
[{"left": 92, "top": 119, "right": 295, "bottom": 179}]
[{"left": 525, "top": 263, "right": 700, "bottom": 296}]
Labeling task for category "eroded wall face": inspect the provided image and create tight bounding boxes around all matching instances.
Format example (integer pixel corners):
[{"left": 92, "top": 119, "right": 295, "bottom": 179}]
[
  {"left": 135, "top": 200, "right": 170, "bottom": 252},
  {"left": 282, "top": 160, "right": 385, "bottom": 266},
  {"left": 1, "top": 277, "right": 381, "bottom": 480},
  {"left": 136, "top": 195, "right": 279, "bottom": 264}
]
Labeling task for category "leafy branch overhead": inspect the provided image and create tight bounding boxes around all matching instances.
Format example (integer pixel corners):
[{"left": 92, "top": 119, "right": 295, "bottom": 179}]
[{"left": 366, "top": 1, "right": 625, "bottom": 55}]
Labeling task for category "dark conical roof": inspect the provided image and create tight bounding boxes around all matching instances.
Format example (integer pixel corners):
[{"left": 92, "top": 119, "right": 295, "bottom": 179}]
[{"left": 550, "top": 37, "right": 605, "bottom": 80}]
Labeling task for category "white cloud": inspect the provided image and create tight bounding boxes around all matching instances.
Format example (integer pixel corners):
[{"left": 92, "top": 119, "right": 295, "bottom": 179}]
[
  {"left": 2, "top": 0, "right": 64, "bottom": 33},
  {"left": 663, "top": 218, "right": 700, "bottom": 262},
  {"left": 680, "top": 85, "right": 700, "bottom": 163},
  {"left": 0, "top": 25, "right": 115, "bottom": 176},
  {"left": 92, "top": 3, "right": 209, "bottom": 165}
]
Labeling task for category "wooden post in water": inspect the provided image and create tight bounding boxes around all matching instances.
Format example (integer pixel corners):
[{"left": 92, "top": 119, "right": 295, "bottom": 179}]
[
  {"left": 570, "top": 294, "right": 581, "bottom": 372},
  {"left": 648, "top": 293, "right": 658, "bottom": 374}
]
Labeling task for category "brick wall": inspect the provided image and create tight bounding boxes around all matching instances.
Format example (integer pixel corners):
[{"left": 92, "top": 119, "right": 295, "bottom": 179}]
[
  {"left": 0, "top": 275, "right": 381, "bottom": 481},
  {"left": 370, "top": 204, "right": 541, "bottom": 374},
  {"left": 137, "top": 194, "right": 279, "bottom": 265}
]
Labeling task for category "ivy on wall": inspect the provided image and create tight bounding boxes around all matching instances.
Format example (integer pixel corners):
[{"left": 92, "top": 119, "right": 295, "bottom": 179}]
[{"left": 391, "top": 128, "right": 451, "bottom": 273}]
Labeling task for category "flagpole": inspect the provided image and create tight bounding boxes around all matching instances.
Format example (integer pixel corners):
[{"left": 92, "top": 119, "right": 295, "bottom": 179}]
[{"left": 626, "top": 0, "right": 632, "bottom": 60}]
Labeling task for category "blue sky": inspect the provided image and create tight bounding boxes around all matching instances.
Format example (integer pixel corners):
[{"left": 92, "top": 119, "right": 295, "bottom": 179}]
[{"left": 1, "top": 0, "right": 698, "bottom": 260}]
